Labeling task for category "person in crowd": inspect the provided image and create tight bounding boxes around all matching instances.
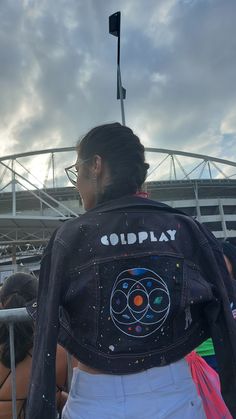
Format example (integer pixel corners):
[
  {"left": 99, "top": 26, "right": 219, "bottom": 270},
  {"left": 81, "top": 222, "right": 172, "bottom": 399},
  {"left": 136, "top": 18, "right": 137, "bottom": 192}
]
[
  {"left": 222, "top": 240, "right": 236, "bottom": 281},
  {"left": 0, "top": 272, "right": 69, "bottom": 419},
  {"left": 26, "top": 123, "right": 236, "bottom": 419}
]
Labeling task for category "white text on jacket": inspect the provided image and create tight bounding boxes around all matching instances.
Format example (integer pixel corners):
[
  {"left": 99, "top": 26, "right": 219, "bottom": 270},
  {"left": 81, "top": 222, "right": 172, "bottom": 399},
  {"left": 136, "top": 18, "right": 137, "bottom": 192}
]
[{"left": 100, "top": 230, "right": 177, "bottom": 246}]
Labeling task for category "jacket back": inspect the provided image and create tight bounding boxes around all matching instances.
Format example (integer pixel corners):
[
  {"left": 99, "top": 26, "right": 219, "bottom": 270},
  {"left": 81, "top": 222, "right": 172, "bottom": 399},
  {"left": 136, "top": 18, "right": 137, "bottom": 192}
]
[{"left": 26, "top": 196, "right": 236, "bottom": 418}]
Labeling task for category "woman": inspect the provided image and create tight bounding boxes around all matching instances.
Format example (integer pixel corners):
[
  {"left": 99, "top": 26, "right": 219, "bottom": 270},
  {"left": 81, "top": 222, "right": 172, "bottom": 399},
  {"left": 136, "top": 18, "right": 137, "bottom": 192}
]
[
  {"left": 222, "top": 241, "right": 236, "bottom": 281},
  {"left": 0, "top": 272, "right": 68, "bottom": 419},
  {"left": 26, "top": 123, "right": 236, "bottom": 419}
]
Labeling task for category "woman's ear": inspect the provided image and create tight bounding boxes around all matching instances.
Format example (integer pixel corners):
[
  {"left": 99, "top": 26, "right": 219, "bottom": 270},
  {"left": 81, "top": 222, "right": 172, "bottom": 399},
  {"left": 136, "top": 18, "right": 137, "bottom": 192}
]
[
  {"left": 90, "top": 155, "right": 111, "bottom": 192},
  {"left": 91, "top": 155, "right": 102, "bottom": 177}
]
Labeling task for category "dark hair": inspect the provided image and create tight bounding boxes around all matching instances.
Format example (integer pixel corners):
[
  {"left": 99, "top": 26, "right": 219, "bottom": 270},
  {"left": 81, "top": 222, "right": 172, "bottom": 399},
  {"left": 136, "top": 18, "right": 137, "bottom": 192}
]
[
  {"left": 0, "top": 273, "right": 38, "bottom": 368},
  {"left": 222, "top": 241, "right": 236, "bottom": 279},
  {"left": 78, "top": 123, "right": 149, "bottom": 203}
]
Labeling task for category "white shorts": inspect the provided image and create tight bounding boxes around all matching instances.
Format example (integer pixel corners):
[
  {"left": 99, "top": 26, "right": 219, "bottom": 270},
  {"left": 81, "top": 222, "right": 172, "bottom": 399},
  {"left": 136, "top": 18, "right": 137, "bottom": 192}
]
[{"left": 62, "top": 358, "right": 206, "bottom": 419}]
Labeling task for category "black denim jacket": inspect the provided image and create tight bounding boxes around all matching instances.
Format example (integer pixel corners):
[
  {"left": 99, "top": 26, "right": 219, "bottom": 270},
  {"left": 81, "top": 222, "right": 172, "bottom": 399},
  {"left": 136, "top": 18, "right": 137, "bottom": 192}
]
[{"left": 26, "top": 196, "right": 236, "bottom": 418}]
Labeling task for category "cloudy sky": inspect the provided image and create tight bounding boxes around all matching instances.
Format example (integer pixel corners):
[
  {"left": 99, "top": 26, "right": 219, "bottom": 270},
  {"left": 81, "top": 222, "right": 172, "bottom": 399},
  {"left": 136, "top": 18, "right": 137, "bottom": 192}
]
[{"left": 1, "top": 0, "right": 236, "bottom": 163}]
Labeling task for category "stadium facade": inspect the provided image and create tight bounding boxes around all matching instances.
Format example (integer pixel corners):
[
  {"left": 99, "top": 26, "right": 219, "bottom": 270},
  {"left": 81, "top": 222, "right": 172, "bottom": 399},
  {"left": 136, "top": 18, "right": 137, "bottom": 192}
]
[{"left": 0, "top": 147, "right": 235, "bottom": 282}]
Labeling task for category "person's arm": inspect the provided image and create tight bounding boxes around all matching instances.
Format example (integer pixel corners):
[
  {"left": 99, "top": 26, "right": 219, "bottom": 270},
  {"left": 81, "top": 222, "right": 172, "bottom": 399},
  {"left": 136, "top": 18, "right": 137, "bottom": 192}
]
[
  {"left": 56, "top": 390, "right": 68, "bottom": 416},
  {"left": 55, "top": 344, "right": 69, "bottom": 413}
]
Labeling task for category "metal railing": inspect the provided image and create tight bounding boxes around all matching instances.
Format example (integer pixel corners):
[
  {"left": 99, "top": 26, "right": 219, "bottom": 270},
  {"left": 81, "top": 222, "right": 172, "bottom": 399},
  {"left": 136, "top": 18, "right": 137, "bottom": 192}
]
[
  {"left": 0, "top": 308, "right": 73, "bottom": 419},
  {"left": 0, "top": 308, "right": 31, "bottom": 419}
]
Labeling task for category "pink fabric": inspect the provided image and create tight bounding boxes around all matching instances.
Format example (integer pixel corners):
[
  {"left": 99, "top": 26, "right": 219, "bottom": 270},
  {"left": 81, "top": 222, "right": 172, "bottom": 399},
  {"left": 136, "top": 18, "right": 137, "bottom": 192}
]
[
  {"left": 134, "top": 191, "right": 149, "bottom": 198},
  {"left": 186, "top": 351, "right": 232, "bottom": 419}
]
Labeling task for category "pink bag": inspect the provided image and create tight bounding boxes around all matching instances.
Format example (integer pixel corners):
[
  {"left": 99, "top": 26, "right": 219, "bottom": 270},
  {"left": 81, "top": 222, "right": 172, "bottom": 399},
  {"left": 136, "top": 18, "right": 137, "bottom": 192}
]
[{"left": 185, "top": 351, "right": 232, "bottom": 418}]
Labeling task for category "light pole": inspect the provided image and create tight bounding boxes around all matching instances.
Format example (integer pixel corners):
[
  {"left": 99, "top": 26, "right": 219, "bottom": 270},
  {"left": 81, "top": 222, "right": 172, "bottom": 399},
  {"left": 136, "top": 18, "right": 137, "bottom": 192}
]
[{"left": 109, "top": 11, "right": 126, "bottom": 126}]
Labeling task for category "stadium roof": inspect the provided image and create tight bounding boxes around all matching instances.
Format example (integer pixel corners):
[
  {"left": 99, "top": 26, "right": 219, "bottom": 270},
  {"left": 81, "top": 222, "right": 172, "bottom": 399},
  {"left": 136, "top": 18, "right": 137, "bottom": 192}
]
[{"left": 0, "top": 147, "right": 235, "bottom": 251}]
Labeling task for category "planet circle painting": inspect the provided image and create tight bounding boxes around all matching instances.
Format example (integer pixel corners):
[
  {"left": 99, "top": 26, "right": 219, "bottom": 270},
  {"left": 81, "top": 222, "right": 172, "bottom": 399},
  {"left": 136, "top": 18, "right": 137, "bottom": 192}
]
[{"left": 110, "top": 267, "right": 170, "bottom": 338}]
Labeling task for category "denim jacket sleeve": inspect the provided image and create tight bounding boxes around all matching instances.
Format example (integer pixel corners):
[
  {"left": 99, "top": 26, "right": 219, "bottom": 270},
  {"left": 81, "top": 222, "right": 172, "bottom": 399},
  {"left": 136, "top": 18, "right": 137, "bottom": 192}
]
[{"left": 26, "top": 230, "right": 68, "bottom": 419}]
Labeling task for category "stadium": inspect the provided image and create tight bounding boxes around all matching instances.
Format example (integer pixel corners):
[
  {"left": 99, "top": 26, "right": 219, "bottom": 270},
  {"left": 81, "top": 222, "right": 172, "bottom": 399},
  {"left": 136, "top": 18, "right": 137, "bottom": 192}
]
[{"left": 0, "top": 146, "right": 236, "bottom": 283}]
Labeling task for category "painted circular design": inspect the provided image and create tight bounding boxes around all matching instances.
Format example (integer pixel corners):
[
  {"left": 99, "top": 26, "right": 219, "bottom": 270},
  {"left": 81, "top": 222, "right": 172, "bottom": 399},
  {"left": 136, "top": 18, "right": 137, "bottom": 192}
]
[{"left": 110, "top": 268, "right": 170, "bottom": 338}]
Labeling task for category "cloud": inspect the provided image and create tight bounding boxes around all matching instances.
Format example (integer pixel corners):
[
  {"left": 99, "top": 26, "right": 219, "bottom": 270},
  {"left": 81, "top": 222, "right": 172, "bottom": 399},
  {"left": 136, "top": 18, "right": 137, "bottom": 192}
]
[
  {"left": 0, "top": 0, "right": 236, "bottom": 172},
  {"left": 221, "top": 109, "right": 236, "bottom": 135}
]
